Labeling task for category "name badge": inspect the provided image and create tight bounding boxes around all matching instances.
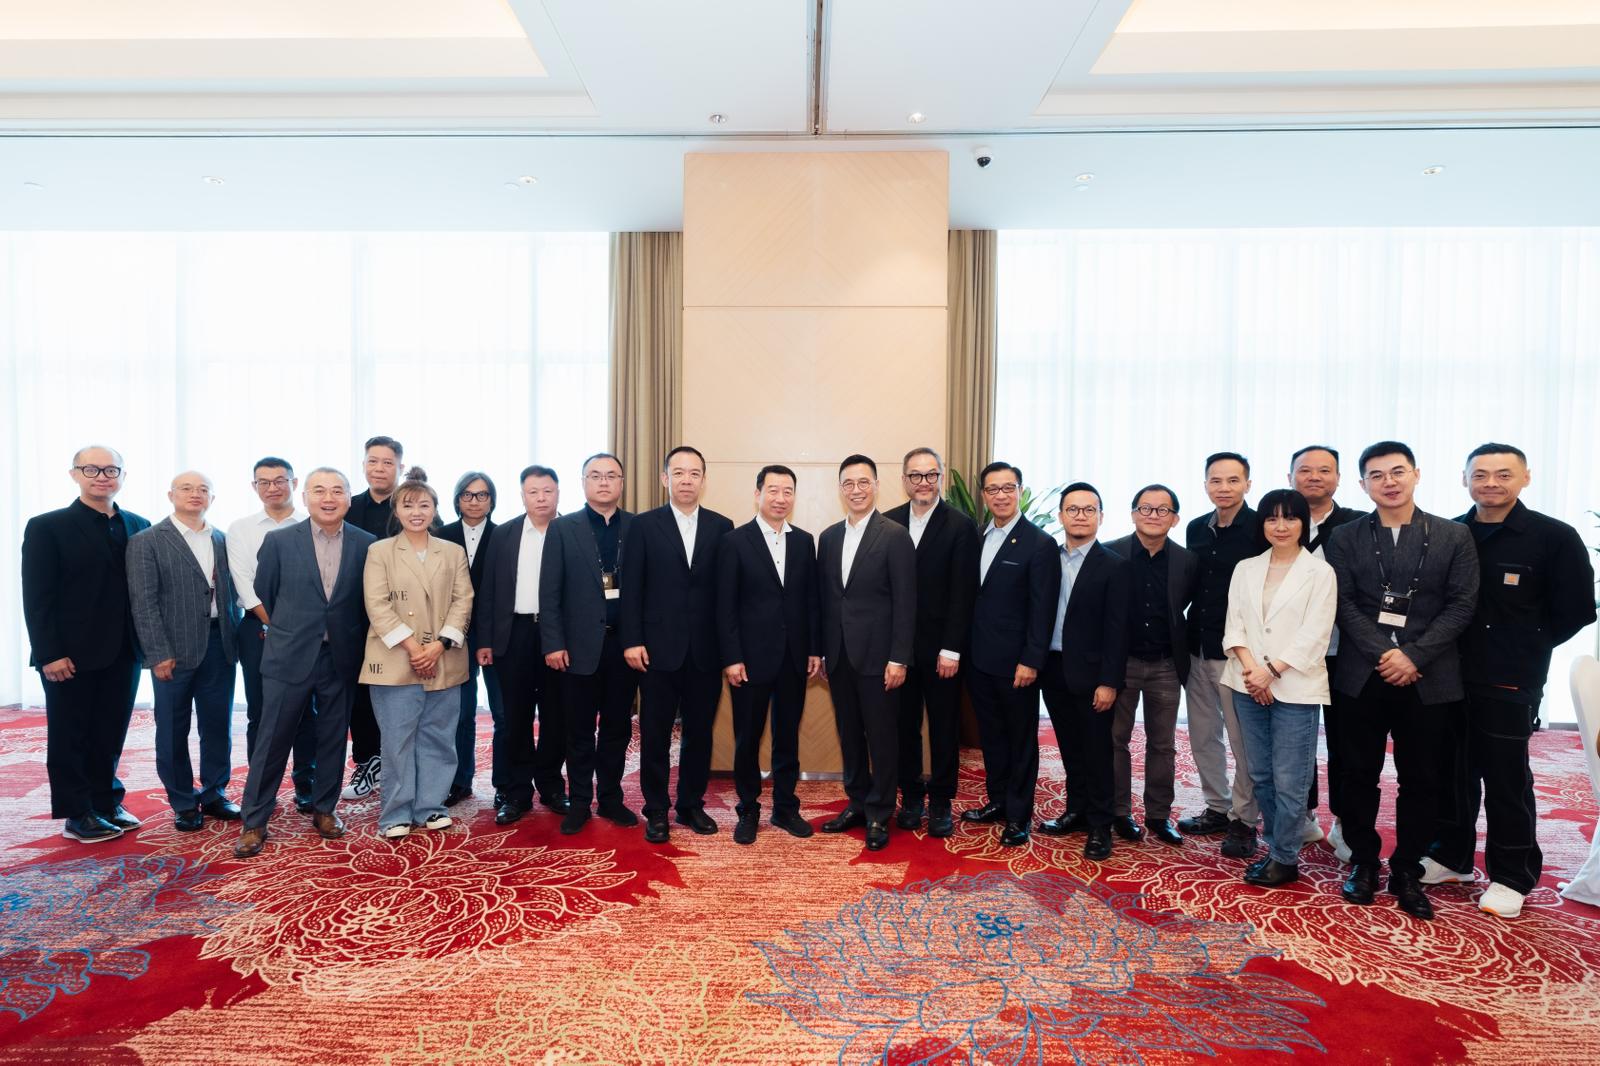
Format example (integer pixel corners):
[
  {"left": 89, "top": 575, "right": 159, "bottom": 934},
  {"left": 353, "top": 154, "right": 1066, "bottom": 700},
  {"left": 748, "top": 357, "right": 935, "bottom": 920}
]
[
  {"left": 1377, "top": 591, "right": 1411, "bottom": 629},
  {"left": 604, "top": 588, "right": 621, "bottom": 600},
  {"left": 1503, "top": 572, "right": 1521, "bottom": 587}
]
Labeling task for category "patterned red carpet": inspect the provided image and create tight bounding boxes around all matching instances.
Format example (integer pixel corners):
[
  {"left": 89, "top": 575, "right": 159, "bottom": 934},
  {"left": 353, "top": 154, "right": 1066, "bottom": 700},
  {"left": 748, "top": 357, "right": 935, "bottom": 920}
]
[{"left": 1, "top": 705, "right": 1598, "bottom": 1065}]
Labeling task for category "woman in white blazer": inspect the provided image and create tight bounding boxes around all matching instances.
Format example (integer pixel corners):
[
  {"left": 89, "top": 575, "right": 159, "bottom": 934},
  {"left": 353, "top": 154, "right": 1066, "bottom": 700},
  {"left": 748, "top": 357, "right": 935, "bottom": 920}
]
[{"left": 1222, "top": 489, "right": 1337, "bottom": 887}]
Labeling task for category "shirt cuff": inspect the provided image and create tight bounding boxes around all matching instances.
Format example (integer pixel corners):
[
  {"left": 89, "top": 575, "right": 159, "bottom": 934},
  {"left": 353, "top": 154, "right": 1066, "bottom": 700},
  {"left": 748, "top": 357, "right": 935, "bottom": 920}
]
[
  {"left": 439, "top": 625, "right": 466, "bottom": 647},
  {"left": 938, "top": 649, "right": 960, "bottom": 662},
  {"left": 381, "top": 624, "right": 414, "bottom": 649},
  {"left": 888, "top": 661, "right": 905, "bottom": 669}
]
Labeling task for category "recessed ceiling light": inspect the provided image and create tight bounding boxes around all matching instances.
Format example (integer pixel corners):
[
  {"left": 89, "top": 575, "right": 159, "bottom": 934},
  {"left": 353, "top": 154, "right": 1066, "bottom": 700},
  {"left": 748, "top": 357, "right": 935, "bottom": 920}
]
[
  {"left": 1422, "top": 165, "right": 1446, "bottom": 176},
  {"left": 1074, "top": 173, "right": 1095, "bottom": 183},
  {"left": 708, "top": 113, "right": 727, "bottom": 125},
  {"left": 202, "top": 175, "right": 225, "bottom": 185},
  {"left": 516, "top": 175, "right": 538, "bottom": 186},
  {"left": 22, "top": 181, "right": 43, "bottom": 191},
  {"left": 907, "top": 111, "right": 926, "bottom": 124}
]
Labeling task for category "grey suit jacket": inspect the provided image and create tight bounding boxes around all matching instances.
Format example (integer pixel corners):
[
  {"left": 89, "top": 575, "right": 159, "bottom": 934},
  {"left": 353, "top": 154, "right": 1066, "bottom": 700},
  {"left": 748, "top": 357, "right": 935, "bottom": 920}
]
[
  {"left": 1325, "top": 508, "right": 1479, "bottom": 704},
  {"left": 127, "top": 518, "right": 242, "bottom": 671},
  {"left": 817, "top": 510, "right": 917, "bottom": 675},
  {"left": 254, "top": 520, "right": 376, "bottom": 685},
  {"left": 539, "top": 507, "right": 634, "bottom": 676}
]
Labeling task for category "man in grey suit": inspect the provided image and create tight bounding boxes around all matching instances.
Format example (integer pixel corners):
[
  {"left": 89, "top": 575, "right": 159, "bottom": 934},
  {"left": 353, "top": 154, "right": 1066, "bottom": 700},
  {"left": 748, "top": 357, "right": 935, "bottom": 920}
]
[
  {"left": 127, "top": 471, "right": 243, "bottom": 831},
  {"left": 1326, "top": 441, "right": 1479, "bottom": 920},
  {"left": 234, "top": 467, "right": 376, "bottom": 857},
  {"left": 816, "top": 454, "right": 917, "bottom": 852}
]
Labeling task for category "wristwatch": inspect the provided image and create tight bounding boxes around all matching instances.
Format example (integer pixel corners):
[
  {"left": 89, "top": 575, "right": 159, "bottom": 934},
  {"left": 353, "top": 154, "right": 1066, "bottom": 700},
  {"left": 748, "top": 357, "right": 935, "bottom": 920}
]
[{"left": 439, "top": 636, "right": 457, "bottom": 650}]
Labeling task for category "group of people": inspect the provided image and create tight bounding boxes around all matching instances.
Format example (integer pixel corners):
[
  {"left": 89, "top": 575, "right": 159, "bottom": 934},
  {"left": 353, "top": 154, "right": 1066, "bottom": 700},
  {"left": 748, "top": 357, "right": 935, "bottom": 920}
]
[{"left": 20, "top": 434, "right": 1594, "bottom": 924}]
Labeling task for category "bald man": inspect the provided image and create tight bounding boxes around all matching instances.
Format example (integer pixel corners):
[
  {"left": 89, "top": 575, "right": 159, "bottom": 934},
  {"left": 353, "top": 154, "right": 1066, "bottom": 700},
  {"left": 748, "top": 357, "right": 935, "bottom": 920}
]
[
  {"left": 127, "top": 471, "right": 244, "bottom": 831},
  {"left": 22, "top": 445, "right": 151, "bottom": 842}
]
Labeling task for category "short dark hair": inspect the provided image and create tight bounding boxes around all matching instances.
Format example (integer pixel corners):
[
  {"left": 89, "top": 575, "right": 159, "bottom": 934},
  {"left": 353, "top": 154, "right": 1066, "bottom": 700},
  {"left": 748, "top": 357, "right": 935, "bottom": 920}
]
[
  {"left": 839, "top": 454, "right": 878, "bottom": 478},
  {"left": 978, "top": 461, "right": 1021, "bottom": 488},
  {"left": 1466, "top": 442, "right": 1527, "bottom": 467},
  {"left": 451, "top": 470, "right": 497, "bottom": 517},
  {"left": 1358, "top": 440, "right": 1416, "bottom": 475},
  {"left": 1204, "top": 451, "right": 1250, "bottom": 478},
  {"left": 519, "top": 464, "right": 559, "bottom": 485},
  {"left": 253, "top": 456, "right": 294, "bottom": 478},
  {"left": 1257, "top": 489, "right": 1312, "bottom": 548},
  {"left": 364, "top": 435, "right": 403, "bottom": 459},
  {"left": 1130, "top": 483, "right": 1179, "bottom": 513},
  {"left": 1290, "top": 445, "right": 1340, "bottom": 471},
  {"left": 1059, "top": 481, "right": 1102, "bottom": 509},
  {"left": 582, "top": 452, "right": 624, "bottom": 476},
  {"left": 663, "top": 445, "right": 706, "bottom": 473},
  {"left": 902, "top": 446, "right": 943, "bottom": 472},
  {"left": 756, "top": 464, "right": 797, "bottom": 490}
]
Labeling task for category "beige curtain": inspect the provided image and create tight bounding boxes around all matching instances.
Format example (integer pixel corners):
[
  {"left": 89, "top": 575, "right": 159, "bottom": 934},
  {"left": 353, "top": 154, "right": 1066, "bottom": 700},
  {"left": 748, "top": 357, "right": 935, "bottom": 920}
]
[
  {"left": 608, "top": 231, "right": 682, "bottom": 513},
  {"left": 946, "top": 229, "right": 997, "bottom": 487}
]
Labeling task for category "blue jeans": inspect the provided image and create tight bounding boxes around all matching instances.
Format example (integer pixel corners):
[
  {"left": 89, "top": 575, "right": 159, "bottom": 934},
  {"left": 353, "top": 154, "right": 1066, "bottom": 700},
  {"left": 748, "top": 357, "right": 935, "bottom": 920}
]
[
  {"left": 371, "top": 683, "right": 460, "bottom": 829},
  {"left": 1232, "top": 690, "right": 1319, "bottom": 866},
  {"left": 153, "top": 625, "right": 236, "bottom": 812},
  {"left": 451, "top": 661, "right": 503, "bottom": 792}
]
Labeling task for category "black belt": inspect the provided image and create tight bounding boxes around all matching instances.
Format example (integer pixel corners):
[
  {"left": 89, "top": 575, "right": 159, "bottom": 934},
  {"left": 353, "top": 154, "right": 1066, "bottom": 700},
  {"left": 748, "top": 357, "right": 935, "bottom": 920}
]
[
  {"left": 1130, "top": 648, "right": 1171, "bottom": 663},
  {"left": 514, "top": 612, "right": 540, "bottom": 623}
]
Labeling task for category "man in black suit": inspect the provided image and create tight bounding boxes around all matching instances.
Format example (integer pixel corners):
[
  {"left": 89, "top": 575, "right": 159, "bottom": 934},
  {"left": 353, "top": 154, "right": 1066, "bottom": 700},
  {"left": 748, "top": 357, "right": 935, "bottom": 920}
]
[
  {"left": 961, "top": 461, "right": 1061, "bottom": 848},
  {"left": 816, "top": 454, "right": 917, "bottom": 852},
  {"left": 476, "top": 465, "right": 567, "bottom": 824},
  {"left": 438, "top": 470, "right": 501, "bottom": 806},
  {"left": 21, "top": 445, "right": 150, "bottom": 843},
  {"left": 1037, "top": 483, "right": 1130, "bottom": 859},
  {"left": 718, "top": 465, "right": 824, "bottom": 845},
  {"left": 541, "top": 453, "right": 639, "bottom": 835},
  {"left": 1104, "top": 484, "right": 1196, "bottom": 847},
  {"left": 621, "top": 446, "right": 734, "bottom": 843},
  {"left": 884, "top": 447, "right": 979, "bottom": 838}
]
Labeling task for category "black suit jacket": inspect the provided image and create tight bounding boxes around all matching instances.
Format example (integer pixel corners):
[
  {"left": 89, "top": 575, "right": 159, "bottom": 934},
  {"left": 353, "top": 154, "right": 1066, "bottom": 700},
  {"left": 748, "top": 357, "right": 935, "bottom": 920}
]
[
  {"left": 21, "top": 499, "right": 151, "bottom": 670},
  {"left": 438, "top": 517, "right": 497, "bottom": 591},
  {"left": 474, "top": 518, "right": 545, "bottom": 659},
  {"left": 1308, "top": 505, "right": 1364, "bottom": 556},
  {"left": 539, "top": 507, "right": 634, "bottom": 676},
  {"left": 883, "top": 500, "right": 980, "bottom": 667},
  {"left": 1104, "top": 533, "right": 1198, "bottom": 684},
  {"left": 619, "top": 505, "right": 734, "bottom": 673},
  {"left": 1052, "top": 541, "right": 1131, "bottom": 695},
  {"left": 717, "top": 519, "right": 821, "bottom": 683},
  {"left": 817, "top": 510, "right": 917, "bottom": 675},
  {"left": 968, "top": 517, "right": 1061, "bottom": 677}
]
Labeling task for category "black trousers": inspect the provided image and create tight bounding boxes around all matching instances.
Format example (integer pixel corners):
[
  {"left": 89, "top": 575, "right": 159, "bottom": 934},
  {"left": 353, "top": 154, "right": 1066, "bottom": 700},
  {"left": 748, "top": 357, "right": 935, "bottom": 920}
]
[
  {"left": 731, "top": 665, "right": 806, "bottom": 818},
  {"left": 1337, "top": 673, "right": 1455, "bottom": 877},
  {"left": 1040, "top": 651, "right": 1114, "bottom": 827},
  {"left": 827, "top": 649, "right": 899, "bottom": 824},
  {"left": 493, "top": 615, "right": 568, "bottom": 808},
  {"left": 1430, "top": 689, "right": 1543, "bottom": 894},
  {"left": 559, "top": 630, "right": 639, "bottom": 810},
  {"left": 1307, "top": 655, "right": 1340, "bottom": 817},
  {"left": 895, "top": 659, "right": 962, "bottom": 808},
  {"left": 965, "top": 666, "right": 1041, "bottom": 825},
  {"left": 638, "top": 659, "right": 722, "bottom": 816},
  {"left": 242, "top": 644, "right": 356, "bottom": 828},
  {"left": 239, "top": 614, "right": 315, "bottom": 799},
  {"left": 348, "top": 681, "right": 380, "bottom": 768},
  {"left": 41, "top": 647, "right": 139, "bottom": 819}
]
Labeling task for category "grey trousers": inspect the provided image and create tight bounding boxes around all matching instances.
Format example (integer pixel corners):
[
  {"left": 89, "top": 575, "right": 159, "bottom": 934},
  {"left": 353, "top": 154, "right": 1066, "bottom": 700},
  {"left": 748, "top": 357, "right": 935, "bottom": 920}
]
[
  {"left": 1184, "top": 655, "right": 1258, "bottom": 825},
  {"left": 1111, "top": 655, "right": 1182, "bottom": 820}
]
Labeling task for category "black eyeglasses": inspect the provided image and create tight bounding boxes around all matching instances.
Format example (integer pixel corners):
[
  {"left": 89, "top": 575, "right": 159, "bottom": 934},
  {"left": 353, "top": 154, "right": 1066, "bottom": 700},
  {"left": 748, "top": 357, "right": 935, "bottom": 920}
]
[
  {"left": 1134, "top": 505, "right": 1173, "bottom": 518},
  {"left": 904, "top": 471, "right": 942, "bottom": 485},
  {"left": 1062, "top": 505, "right": 1099, "bottom": 517},
  {"left": 459, "top": 490, "right": 492, "bottom": 502},
  {"left": 75, "top": 464, "right": 122, "bottom": 479}
]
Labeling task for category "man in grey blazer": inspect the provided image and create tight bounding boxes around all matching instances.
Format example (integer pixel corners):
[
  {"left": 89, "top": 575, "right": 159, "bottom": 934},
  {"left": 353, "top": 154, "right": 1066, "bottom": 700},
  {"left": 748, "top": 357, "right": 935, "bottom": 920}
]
[
  {"left": 1325, "top": 441, "right": 1479, "bottom": 921},
  {"left": 234, "top": 467, "right": 376, "bottom": 857},
  {"left": 816, "top": 454, "right": 917, "bottom": 852},
  {"left": 127, "top": 471, "right": 243, "bottom": 831}
]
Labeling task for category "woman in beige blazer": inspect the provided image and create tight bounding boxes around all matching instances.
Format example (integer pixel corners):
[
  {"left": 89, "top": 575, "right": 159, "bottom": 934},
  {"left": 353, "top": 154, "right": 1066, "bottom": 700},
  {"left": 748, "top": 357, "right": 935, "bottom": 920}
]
[
  {"left": 1222, "top": 489, "right": 1337, "bottom": 888},
  {"left": 362, "top": 471, "right": 474, "bottom": 839}
]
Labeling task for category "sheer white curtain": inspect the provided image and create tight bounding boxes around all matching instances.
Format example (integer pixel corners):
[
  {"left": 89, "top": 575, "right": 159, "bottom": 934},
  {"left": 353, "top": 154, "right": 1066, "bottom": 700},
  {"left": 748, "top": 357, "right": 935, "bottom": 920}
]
[
  {"left": 996, "top": 227, "right": 1600, "bottom": 723},
  {"left": 0, "top": 231, "right": 609, "bottom": 705}
]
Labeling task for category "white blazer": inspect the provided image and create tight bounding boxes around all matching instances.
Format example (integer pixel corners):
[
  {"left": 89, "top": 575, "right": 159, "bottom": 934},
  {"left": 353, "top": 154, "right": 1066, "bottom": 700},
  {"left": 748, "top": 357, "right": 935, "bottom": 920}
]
[{"left": 1221, "top": 547, "right": 1337, "bottom": 705}]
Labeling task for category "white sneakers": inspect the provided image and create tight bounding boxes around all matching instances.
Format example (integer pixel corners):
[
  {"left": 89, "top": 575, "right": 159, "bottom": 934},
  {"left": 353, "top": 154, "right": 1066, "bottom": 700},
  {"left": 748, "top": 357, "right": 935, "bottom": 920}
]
[
  {"left": 1419, "top": 857, "right": 1476, "bottom": 885},
  {"left": 1327, "top": 819, "right": 1352, "bottom": 864},
  {"left": 1301, "top": 818, "right": 1326, "bottom": 844},
  {"left": 422, "top": 813, "right": 452, "bottom": 831},
  {"left": 341, "top": 755, "right": 381, "bottom": 800},
  {"left": 380, "top": 823, "right": 410, "bottom": 840},
  {"left": 1478, "top": 882, "right": 1526, "bottom": 919}
]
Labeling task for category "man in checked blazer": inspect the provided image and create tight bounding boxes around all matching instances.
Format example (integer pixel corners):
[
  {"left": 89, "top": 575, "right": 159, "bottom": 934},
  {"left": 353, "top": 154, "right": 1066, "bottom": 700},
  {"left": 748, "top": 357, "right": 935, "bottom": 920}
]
[{"left": 126, "top": 471, "right": 243, "bottom": 831}]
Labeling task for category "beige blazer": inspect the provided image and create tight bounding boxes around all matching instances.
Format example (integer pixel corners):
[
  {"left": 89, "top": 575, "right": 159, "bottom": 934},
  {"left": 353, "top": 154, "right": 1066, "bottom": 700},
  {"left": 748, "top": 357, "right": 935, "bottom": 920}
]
[
  {"left": 362, "top": 534, "right": 474, "bottom": 690},
  {"left": 1221, "top": 547, "right": 1337, "bottom": 705}
]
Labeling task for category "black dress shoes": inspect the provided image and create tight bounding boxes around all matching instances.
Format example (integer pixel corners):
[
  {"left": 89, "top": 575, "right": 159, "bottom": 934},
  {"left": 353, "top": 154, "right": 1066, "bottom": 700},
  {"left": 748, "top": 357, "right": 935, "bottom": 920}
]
[
  {"left": 1245, "top": 856, "right": 1271, "bottom": 880},
  {"left": 443, "top": 785, "right": 473, "bottom": 807},
  {"left": 62, "top": 813, "right": 123, "bottom": 843},
  {"left": 927, "top": 805, "right": 954, "bottom": 839},
  {"left": 1036, "top": 812, "right": 1087, "bottom": 836},
  {"left": 1220, "top": 820, "right": 1259, "bottom": 858},
  {"left": 771, "top": 810, "right": 815, "bottom": 838},
  {"left": 1145, "top": 819, "right": 1183, "bottom": 846},
  {"left": 598, "top": 802, "right": 639, "bottom": 828},
  {"left": 1341, "top": 862, "right": 1380, "bottom": 905},
  {"left": 864, "top": 821, "right": 890, "bottom": 851},
  {"left": 960, "top": 802, "right": 1005, "bottom": 825},
  {"left": 1388, "top": 873, "right": 1435, "bottom": 920},
  {"left": 1244, "top": 859, "right": 1300, "bottom": 887},
  {"left": 1111, "top": 815, "right": 1146, "bottom": 842},
  {"left": 1000, "top": 822, "right": 1030, "bottom": 847},
  {"left": 106, "top": 806, "right": 143, "bottom": 831},
  {"left": 1084, "top": 827, "right": 1113, "bottom": 860},
  {"left": 675, "top": 808, "right": 718, "bottom": 835},
  {"left": 494, "top": 802, "right": 528, "bottom": 826},
  {"left": 895, "top": 803, "right": 925, "bottom": 831},
  {"left": 560, "top": 807, "right": 591, "bottom": 835},
  {"left": 1177, "top": 808, "right": 1230, "bottom": 836},
  {"left": 174, "top": 809, "right": 204, "bottom": 832},
  {"left": 201, "top": 798, "right": 242, "bottom": 821},
  {"left": 821, "top": 809, "right": 866, "bottom": 833},
  {"left": 644, "top": 813, "right": 670, "bottom": 844},
  {"left": 294, "top": 793, "right": 315, "bottom": 816},
  {"left": 540, "top": 794, "right": 571, "bottom": 815},
  {"left": 733, "top": 813, "right": 758, "bottom": 845}
]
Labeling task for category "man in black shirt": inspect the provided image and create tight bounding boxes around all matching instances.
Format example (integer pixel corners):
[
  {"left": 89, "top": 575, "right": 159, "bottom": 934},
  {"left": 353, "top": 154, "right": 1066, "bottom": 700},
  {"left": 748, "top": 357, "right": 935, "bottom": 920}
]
[{"left": 1421, "top": 443, "right": 1596, "bottom": 919}]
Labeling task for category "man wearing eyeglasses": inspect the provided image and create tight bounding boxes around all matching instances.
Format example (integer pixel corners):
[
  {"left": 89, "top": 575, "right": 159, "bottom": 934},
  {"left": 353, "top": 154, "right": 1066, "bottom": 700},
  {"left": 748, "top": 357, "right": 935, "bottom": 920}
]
[
  {"left": 883, "top": 447, "right": 979, "bottom": 838},
  {"left": 1419, "top": 443, "right": 1595, "bottom": 920},
  {"left": 961, "top": 462, "right": 1061, "bottom": 848},
  {"left": 1104, "top": 485, "right": 1197, "bottom": 847},
  {"left": 226, "top": 456, "right": 317, "bottom": 815},
  {"left": 1325, "top": 441, "right": 1479, "bottom": 920},
  {"left": 22, "top": 446, "right": 150, "bottom": 843},
  {"left": 439, "top": 471, "right": 501, "bottom": 807}
]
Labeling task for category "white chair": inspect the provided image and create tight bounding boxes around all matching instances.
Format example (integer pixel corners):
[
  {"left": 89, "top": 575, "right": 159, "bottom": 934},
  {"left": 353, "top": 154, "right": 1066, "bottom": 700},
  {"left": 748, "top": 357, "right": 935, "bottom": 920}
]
[{"left": 1558, "top": 655, "right": 1600, "bottom": 905}]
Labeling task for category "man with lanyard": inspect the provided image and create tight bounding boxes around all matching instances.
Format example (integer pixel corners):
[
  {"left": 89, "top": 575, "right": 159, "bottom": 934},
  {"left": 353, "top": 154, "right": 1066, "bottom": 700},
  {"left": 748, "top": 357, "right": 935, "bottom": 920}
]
[
  {"left": 1326, "top": 441, "right": 1478, "bottom": 920},
  {"left": 1419, "top": 443, "right": 1595, "bottom": 918}
]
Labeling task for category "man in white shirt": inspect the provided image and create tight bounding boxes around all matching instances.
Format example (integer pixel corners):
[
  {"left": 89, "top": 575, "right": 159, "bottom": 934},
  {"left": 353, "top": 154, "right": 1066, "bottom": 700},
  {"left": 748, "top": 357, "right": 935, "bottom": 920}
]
[
  {"left": 226, "top": 457, "right": 315, "bottom": 814},
  {"left": 439, "top": 471, "right": 501, "bottom": 807}
]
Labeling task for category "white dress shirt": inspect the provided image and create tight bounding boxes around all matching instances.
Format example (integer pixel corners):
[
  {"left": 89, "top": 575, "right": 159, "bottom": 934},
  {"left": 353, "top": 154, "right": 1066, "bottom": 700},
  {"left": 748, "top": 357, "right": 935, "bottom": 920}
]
[
  {"left": 514, "top": 516, "right": 546, "bottom": 614},
  {"left": 979, "top": 513, "right": 1022, "bottom": 584},
  {"left": 173, "top": 515, "right": 219, "bottom": 617},
  {"left": 761, "top": 518, "right": 790, "bottom": 585},
  {"left": 461, "top": 518, "right": 487, "bottom": 568},
  {"left": 907, "top": 500, "right": 937, "bottom": 548},
  {"left": 226, "top": 508, "right": 302, "bottom": 612},
  {"left": 840, "top": 511, "right": 871, "bottom": 586},
  {"left": 674, "top": 504, "right": 700, "bottom": 565}
]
